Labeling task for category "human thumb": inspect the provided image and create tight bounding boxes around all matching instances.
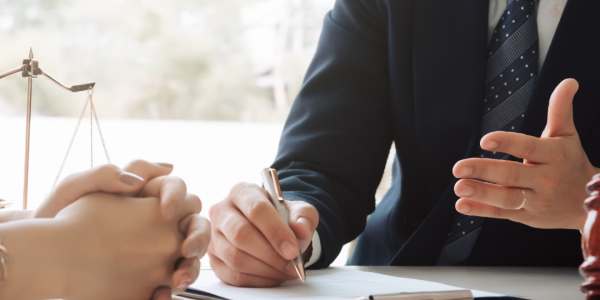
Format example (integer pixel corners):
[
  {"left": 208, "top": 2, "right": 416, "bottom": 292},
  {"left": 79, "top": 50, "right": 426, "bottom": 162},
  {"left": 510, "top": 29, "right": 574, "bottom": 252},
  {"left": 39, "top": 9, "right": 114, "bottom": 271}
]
[
  {"left": 542, "top": 78, "right": 579, "bottom": 138},
  {"left": 286, "top": 200, "right": 319, "bottom": 251}
]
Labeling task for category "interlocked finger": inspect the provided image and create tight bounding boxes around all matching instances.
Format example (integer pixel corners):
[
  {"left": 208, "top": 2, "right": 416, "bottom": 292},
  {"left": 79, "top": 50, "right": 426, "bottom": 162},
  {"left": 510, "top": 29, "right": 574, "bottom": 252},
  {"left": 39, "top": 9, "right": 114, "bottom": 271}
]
[
  {"left": 35, "top": 164, "right": 146, "bottom": 218},
  {"left": 455, "top": 179, "right": 532, "bottom": 210},
  {"left": 140, "top": 176, "right": 193, "bottom": 220},
  {"left": 171, "top": 257, "right": 201, "bottom": 294}
]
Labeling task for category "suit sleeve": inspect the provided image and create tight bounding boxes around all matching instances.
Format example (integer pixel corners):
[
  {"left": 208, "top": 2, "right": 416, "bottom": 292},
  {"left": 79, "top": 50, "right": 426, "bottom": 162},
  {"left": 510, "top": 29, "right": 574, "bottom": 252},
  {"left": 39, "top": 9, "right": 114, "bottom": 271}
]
[{"left": 272, "top": 0, "right": 394, "bottom": 268}]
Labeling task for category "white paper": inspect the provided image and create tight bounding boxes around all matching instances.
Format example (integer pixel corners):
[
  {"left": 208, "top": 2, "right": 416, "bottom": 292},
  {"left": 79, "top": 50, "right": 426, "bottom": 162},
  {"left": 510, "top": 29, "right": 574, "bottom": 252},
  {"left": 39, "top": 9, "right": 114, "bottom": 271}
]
[{"left": 189, "top": 269, "right": 504, "bottom": 300}]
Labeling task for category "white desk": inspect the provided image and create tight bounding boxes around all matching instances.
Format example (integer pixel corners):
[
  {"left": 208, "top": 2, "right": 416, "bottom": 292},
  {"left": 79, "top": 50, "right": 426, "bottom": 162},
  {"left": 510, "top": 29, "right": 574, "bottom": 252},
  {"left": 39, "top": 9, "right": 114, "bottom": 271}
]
[{"left": 343, "top": 266, "right": 583, "bottom": 300}]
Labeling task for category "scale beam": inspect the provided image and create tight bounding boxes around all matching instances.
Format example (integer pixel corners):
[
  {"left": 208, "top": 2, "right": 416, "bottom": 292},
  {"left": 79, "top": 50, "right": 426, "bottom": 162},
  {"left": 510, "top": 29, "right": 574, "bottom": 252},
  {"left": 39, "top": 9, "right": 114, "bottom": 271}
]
[
  {"left": 41, "top": 72, "right": 95, "bottom": 93},
  {"left": 0, "top": 66, "right": 24, "bottom": 80}
]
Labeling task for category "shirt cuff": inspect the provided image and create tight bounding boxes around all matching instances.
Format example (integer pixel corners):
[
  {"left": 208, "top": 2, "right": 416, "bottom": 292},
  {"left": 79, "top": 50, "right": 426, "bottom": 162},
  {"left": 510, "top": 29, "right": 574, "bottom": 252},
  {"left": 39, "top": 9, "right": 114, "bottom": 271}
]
[{"left": 305, "top": 230, "right": 322, "bottom": 267}]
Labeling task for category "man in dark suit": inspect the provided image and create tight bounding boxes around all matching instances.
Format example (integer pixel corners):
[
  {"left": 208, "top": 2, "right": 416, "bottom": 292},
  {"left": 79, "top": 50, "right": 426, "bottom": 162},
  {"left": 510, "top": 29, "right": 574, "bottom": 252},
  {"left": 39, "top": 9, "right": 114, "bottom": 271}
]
[{"left": 207, "top": 0, "right": 599, "bottom": 287}]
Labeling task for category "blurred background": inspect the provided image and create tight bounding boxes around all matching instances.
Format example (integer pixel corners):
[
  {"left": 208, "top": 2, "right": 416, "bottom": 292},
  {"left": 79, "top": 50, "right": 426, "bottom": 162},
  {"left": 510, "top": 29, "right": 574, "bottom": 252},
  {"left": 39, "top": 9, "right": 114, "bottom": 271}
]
[
  {"left": 0, "top": 0, "right": 394, "bottom": 267},
  {"left": 0, "top": 0, "right": 334, "bottom": 121}
]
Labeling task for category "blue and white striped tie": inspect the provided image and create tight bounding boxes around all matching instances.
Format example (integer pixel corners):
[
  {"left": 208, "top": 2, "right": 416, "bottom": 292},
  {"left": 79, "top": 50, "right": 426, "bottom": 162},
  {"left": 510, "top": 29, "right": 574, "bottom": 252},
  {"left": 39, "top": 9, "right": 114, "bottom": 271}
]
[{"left": 436, "top": 0, "right": 539, "bottom": 266}]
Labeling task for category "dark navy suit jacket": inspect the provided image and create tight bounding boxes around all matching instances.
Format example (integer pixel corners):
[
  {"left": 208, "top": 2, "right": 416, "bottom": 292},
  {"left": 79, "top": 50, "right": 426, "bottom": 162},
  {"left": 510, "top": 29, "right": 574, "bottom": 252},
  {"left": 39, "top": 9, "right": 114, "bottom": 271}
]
[{"left": 272, "top": 0, "right": 599, "bottom": 268}]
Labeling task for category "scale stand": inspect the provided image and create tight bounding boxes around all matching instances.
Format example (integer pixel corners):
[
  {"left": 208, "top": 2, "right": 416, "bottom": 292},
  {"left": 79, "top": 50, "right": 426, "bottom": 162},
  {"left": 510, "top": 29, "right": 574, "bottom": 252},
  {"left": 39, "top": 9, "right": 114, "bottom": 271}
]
[{"left": 0, "top": 48, "right": 110, "bottom": 209}]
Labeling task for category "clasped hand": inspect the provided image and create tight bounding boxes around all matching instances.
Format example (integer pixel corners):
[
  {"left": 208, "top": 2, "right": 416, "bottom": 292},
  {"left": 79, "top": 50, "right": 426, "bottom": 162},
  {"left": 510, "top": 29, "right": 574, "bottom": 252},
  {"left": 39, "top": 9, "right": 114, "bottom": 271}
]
[
  {"left": 453, "top": 79, "right": 597, "bottom": 230},
  {"left": 34, "top": 160, "right": 211, "bottom": 300}
]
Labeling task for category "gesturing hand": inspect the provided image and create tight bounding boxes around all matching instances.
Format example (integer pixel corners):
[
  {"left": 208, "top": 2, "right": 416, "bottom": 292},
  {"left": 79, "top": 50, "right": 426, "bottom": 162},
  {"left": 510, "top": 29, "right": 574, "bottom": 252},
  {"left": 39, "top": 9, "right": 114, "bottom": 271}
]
[
  {"left": 453, "top": 79, "right": 598, "bottom": 231},
  {"left": 208, "top": 182, "right": 318, "bottom": 287}
]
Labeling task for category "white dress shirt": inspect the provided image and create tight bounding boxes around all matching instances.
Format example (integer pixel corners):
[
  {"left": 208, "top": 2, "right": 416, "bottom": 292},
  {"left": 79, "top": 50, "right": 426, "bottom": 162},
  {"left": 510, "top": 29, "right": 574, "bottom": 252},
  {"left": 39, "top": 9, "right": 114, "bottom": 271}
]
[{"left": 305, "top": 0, "right": 568, "bottom": 268}]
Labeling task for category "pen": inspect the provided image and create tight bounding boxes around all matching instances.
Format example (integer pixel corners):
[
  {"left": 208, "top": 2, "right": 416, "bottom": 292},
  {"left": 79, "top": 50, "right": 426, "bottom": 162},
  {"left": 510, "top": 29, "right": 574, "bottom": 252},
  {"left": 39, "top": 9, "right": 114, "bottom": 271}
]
[
  {"left": 260, "top": 168, "right": 306, "bottom": 283},
  {"left": 356, "top": 289, "right": 473, "bottom": 300}
]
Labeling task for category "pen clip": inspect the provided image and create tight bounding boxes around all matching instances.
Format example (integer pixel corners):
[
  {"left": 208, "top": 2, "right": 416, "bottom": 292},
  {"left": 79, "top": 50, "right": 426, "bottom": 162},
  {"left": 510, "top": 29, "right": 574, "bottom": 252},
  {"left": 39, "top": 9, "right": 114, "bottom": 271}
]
[{"left": 268, "top": 168, "right": 285, "bottom": 202}]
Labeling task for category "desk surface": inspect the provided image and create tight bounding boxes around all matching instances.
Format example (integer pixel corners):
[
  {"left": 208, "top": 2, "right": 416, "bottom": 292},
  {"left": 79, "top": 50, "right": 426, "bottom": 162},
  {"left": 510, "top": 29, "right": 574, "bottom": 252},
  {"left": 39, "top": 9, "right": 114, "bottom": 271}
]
[{"left": 340, "top": 266, "right": 583, "bottom": 300}]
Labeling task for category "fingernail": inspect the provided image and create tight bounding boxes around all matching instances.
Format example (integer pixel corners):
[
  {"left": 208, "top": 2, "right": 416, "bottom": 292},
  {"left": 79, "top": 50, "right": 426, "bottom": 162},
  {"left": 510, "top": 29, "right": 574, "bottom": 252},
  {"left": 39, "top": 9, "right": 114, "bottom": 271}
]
[
  {"left": 482, "top": 139, "right": 499, "bottom": 150},
  {"left": 457, "top": 202, "right": 472, "bottom": 213},
  {"left": 166, "top": 202, "right": 179, "bottom": 219},
  {"left": 186, "top": 241, "right": 200, "bottom": 258},
  {"left": 459, "top": 184, "right": 474, "bottom": 196},
  {"left": 118, "top": 172, "right": 144, "bottom": 186},
  {"left": 457, "top": 166, "right": 473, "bottom": 177},
  {"left": 286, "top": 262, "right": 298, "bottom": 276},
  {"left": 297, "top": 217, "right": 313, "bottom": 231},
  {"left": 157, "top": 162, "right": 173, "bottom": 169},
  {"left": 179, "top": 273, "right": 192, "bottom": 287},
  {"left": 281, "top": 241, "right": 298, "bottom": 259}
]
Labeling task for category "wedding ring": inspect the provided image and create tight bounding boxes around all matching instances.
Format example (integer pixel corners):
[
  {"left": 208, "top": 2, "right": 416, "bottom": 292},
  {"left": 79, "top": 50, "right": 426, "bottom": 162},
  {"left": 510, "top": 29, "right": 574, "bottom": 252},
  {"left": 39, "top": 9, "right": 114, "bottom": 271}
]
[{"left": 516, "top": 188, "right": 527, "bottom": 210}]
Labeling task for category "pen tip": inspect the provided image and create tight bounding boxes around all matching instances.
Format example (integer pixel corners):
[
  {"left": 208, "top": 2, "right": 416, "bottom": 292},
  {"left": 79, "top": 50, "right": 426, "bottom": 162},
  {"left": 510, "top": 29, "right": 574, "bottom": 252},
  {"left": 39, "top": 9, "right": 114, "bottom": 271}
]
[
  {"left": 294, "top": 262, "right": 306, "bottom": 283},
  {"left": 29, "top": 47, "right": 33, "bottom": 59}
]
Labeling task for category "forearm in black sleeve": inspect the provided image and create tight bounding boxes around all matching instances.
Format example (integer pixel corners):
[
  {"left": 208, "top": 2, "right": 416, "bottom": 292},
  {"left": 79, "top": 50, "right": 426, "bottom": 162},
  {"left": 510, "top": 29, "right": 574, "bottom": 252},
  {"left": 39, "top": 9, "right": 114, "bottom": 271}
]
[{"left": 272, "top": 0, "right": 394, "bottom": 268}]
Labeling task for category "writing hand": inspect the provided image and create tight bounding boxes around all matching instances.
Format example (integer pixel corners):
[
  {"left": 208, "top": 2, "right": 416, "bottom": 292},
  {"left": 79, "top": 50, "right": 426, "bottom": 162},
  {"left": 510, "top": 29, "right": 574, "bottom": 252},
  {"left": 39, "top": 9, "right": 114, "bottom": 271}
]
[
  {"left": 208, "top": 183, "right": 318, "bottom": 287},
  {"left": 453, "top": 79, "right": 597, "bottom": 230}
]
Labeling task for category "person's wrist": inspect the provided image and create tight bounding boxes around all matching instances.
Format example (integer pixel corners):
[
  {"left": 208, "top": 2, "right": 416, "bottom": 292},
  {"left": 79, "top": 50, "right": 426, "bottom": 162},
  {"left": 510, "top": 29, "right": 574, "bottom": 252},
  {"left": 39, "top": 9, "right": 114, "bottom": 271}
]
[{"left": 0, "top": 218, "right": 70, "bottom": 300}]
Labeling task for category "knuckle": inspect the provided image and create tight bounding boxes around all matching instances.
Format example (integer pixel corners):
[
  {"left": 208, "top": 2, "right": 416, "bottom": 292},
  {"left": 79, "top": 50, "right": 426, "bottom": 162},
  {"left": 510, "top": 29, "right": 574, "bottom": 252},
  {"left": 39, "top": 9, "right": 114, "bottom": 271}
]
[
  {"left": 539, "top": 173, "right": 560, "bottom": 190},
  {"left": 293, "top": 201, "right": 319, "bottom": 220},
  {"left": 61, "top": 172, "right": 79, "bottom": 183},
  {"left": 231, "top": 182, "right": 255, "bottom": 196},
  {"left": 207, "top": 241, "right": 216, "bottom": 256},
  {"left": 505, "top": 166, "right": 521, "bottom": 186},
  {"left": 230, "top": 222, "right": 251, "bottom": 246},
  {"left": 268, "top": 223, "right": 285, "bottom": 240},
  {"left": 534, "top": 196, "right": 551, "bottom": 212},
  {"left": 228, "top": 248, "right": 246, "bottom": 270},
  {"left": 477, "top": 165, "right": 487, "bottom": 178},
  {"left": 246, "top": 200, "right": 271, "bottom": 221},
  {"left": 492, "top": 206, "right": 504, "bottom": 218},
  {"left": 208, "top": 203, "right": 221, "bottom": 220},
  {"left": 265, "top": 249, "right": 285, "bottom": 268},
  {"left": 95, "top": 163, "right": 119, "bottom": 174},
  {"left": 522, "top": 138, "right": 536, "bottom": 158},
  {"left": 233, "top": 270, "right": 248, "bottom": 287},
  {"left": 125, "top": 159, "right": 149, "bottom": 169},
  {"left": 478, "top": 184, "right": 488, "bottom": 199}
]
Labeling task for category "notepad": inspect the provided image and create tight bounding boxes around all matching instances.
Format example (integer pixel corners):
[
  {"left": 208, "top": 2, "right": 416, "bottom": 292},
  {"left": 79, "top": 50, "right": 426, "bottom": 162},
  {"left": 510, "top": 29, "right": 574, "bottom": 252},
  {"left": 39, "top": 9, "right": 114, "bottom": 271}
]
[{"left": 186, "top": 269, "right": 505, "bottom": 300}]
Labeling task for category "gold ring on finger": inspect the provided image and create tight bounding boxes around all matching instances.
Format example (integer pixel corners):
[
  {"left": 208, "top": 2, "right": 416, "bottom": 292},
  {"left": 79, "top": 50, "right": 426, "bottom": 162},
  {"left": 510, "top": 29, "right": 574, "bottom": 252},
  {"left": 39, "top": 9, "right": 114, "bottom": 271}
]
[{"left": 515, "top": 188, "right": 527, "bottom": 210}]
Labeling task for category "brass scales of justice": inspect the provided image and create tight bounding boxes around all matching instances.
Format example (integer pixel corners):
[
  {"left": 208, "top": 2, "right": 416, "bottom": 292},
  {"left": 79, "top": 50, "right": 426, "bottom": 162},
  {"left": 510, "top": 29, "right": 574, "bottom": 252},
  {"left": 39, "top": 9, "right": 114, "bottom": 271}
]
[{"left": 0, "top": 48, "right": 111, "bottom": 210}]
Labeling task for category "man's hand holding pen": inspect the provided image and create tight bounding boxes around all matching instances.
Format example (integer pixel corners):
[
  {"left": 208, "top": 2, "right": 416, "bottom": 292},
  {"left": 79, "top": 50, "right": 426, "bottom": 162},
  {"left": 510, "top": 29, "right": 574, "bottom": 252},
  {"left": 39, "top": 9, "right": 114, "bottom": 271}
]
[{"left": 208, "top": 180, "right": 319, "bottom": 287}]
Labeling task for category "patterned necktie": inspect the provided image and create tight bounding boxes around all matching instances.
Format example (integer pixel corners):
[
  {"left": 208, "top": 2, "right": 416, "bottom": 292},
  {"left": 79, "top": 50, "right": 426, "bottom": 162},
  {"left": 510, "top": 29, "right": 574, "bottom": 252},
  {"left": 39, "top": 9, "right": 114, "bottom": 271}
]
[{"left": 436, "top": 0, "right": 539, "bottom": 266}]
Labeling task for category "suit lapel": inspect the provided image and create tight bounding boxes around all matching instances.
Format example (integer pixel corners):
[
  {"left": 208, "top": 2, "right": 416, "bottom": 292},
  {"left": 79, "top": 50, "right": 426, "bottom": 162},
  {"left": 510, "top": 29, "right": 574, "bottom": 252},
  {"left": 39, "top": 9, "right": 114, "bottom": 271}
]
[
  {"left": 520, "top": 0, "right": 600, "bottom": 141},
  {"left": 470, "top": 0, "right": 600, "bottom": 265},
  {"left": 390, "top": 0, "right": 489, "bottom": 265}
]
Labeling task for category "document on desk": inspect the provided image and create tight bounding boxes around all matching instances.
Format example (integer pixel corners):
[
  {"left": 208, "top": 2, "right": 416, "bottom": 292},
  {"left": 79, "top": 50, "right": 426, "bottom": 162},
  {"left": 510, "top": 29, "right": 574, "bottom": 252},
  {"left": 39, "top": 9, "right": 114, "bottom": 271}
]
[{"left": 187, "top": 269, "right": 505, "bottom": 300}]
